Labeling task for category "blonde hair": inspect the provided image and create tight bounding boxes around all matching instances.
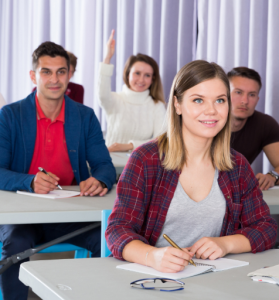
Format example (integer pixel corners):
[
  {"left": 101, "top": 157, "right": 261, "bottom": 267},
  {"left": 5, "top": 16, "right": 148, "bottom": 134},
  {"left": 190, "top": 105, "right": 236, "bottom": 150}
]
[
  {"left": 158, "top": 60, "right": 233, "bottom": 171},
  {"left": 123, "top": 53, "right": 165, "bottom": 104}
]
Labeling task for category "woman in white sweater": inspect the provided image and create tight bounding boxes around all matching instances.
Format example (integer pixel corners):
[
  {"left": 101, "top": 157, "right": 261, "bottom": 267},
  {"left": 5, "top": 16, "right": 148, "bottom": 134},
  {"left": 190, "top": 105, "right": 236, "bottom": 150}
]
[
  {"left": 0, "top": 93, "right": 6, "bottom": 109},
  {"left": 98, "top": 30, "right": 166, "bottom": 152}
]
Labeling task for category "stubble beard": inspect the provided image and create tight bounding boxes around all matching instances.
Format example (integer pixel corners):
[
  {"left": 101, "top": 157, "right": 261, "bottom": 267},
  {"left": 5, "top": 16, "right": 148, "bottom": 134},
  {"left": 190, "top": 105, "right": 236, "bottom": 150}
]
[
  {"left": 43, "top": 87, "right": 66, "bottom": 101},
  {"left": 234, "top": 116, "right": 247, "bottom": 122}
]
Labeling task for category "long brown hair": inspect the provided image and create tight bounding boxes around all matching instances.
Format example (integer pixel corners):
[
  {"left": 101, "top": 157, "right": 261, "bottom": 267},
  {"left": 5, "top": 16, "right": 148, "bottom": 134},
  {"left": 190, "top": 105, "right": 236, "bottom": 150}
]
[
  {"left": 123, "top": 53, "right": 165, "bottom": 104},
  {"left": 158, "top": 60, "right": 233, "bottom": 171}
]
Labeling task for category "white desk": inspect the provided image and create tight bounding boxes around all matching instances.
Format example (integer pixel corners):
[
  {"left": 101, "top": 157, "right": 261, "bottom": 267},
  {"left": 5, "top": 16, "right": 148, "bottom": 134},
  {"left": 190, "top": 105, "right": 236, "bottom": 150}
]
[
  {"left": 0, "top": 185, "right": 116, "bottom": 224},
  {"left": 19, "top": 250, "right": 279, "bottom": 300},
  {"left": 0, "top": 185, "right": 278, "bottom": 225},
  {"left": 263, "top": 188, "right": 279, "bottom": 214},
  {"left": 110, "top": 152, "right": 130, "bottom": 175}
]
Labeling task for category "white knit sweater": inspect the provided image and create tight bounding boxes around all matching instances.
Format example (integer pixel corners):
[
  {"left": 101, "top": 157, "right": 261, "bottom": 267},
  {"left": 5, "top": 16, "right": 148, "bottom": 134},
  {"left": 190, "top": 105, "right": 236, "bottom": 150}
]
[
  {"left": 0, "top": 93, "right": 6, "bottom": 109},
  {"left": 98, "top": 62, "right": 166, "bottom": 149}
]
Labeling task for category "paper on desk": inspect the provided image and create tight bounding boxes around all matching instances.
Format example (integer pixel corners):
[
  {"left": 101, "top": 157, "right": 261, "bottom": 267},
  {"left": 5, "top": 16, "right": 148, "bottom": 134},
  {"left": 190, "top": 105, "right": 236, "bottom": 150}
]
[
  {"left": 268, "top": 186, "right": 279, "bottom": 190},
  {"left": 194, "top": 257, "right": 249, "bottom": 272},
  {"left": 117, "top": 262, "right": 212, "bottom": 280},
  {"left": 117, "top": 258, "right": 249, "bottom": 280},
  {"left": 16, "top": 190, "right": 80, "bottom": 199},
  {"left": 251, "top": 276, "right": 278, "bottom": 284},
  {"left": 247, "top": 264, "right": 279, "bottom": 279}
]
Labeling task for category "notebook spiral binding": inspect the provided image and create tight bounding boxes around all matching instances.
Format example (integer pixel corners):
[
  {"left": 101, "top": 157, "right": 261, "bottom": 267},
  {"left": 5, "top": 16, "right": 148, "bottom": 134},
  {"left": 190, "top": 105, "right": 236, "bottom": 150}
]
[{"left": 194, "top": 261, "right": 216, "bottom": 269}]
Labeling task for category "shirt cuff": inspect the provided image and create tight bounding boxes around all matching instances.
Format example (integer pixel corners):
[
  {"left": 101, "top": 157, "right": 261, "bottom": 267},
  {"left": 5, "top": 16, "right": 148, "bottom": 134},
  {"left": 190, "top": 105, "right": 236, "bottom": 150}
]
[
  {"left": 99, "top": 62, "right": 114, "bottom": 77},
  {"left": 128, "top": 140, "right": 135, "bottom": 150}
]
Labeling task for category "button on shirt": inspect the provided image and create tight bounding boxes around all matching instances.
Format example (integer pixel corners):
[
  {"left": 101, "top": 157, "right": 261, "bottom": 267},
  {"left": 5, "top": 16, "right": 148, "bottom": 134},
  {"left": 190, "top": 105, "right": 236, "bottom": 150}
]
[{"left": 28, "top": 95, "right": 74, "bottom": 185}]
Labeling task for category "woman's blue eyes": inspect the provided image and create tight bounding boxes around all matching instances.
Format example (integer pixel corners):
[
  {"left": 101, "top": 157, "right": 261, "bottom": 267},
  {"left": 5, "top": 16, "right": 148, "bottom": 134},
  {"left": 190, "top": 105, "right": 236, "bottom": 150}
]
[{"left": 193, "top": 98, "right": 225, "bottom": 103}]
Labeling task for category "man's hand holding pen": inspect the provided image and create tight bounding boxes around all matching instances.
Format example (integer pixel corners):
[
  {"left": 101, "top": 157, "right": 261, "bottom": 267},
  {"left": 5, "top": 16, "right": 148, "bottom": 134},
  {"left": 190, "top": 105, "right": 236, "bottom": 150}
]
[
  {"left": 31, "top": 171, "right": 60, "bottom": 194},
  {"left": 31, "top": 167, "right": 108, "bottom": 196}
]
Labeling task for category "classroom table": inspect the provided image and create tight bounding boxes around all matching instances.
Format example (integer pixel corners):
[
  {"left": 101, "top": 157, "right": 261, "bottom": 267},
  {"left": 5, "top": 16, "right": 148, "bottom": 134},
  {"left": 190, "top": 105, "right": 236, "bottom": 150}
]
[
  {"left": 0, "top": 185, "right": 278, "bottom": 225},
  {"left": 262, "top": 188, "right": 279, "bottom": 214},
  {"left": 19, "top": 250, "right": 279, "bottom": 300},
  {"left": 0, "top": 185, "right": 116, "bottom": 224},
  {"left": 110, "top": 152, "right": 130, "bottom": 175}
]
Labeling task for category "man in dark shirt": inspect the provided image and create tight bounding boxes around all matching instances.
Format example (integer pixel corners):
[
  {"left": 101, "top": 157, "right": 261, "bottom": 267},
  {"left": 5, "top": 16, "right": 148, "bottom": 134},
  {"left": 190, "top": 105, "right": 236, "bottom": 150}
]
[
  {"left": 228, "top": 67, "right": 279, "bottom": 190},
  {"left": 66, "top": 51, "right": 84, "bottom": 104}
]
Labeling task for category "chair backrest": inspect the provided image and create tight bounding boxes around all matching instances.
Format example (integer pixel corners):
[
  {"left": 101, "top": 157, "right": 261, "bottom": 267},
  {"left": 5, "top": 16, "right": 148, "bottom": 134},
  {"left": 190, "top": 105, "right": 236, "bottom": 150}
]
[{"left": 101, "top": 209, "right": 112, "bottom": 257}]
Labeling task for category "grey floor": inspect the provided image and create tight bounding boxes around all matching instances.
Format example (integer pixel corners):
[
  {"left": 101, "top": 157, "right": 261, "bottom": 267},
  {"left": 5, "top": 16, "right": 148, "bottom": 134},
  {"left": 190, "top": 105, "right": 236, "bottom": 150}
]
[{"left": 27, "top": 251, "right": 75, "bottom": 300}]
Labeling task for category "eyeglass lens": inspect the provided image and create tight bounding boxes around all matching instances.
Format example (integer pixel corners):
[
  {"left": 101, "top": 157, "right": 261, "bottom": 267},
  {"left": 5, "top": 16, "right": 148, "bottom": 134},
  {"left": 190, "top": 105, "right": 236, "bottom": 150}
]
[{"left": 133, "top": 278, "right": 184, "bottom": 290}]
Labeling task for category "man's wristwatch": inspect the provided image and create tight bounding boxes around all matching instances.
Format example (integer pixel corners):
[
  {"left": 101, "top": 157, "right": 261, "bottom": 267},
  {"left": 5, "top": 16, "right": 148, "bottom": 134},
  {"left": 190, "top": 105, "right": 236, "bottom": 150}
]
[{"left": 267, "top": 171, "right": 279, "bottom": 185}]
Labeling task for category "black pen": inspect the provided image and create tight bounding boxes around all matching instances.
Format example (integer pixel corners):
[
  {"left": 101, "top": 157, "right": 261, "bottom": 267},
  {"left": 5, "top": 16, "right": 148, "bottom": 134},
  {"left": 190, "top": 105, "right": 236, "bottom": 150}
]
[{"left": 38, "top": 167, "right": 63, "bottom": 190}]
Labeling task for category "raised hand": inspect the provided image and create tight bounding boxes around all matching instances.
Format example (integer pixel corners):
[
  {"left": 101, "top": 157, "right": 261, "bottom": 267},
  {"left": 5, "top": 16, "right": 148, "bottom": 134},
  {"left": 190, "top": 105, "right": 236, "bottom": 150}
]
[{"left": 104, "top": 29, "right": 115, "bottom": 64}]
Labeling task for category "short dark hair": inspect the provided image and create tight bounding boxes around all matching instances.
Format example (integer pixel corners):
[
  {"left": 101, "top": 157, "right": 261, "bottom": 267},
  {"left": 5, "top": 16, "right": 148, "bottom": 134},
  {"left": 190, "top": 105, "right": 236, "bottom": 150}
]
[
  {"left": 32, "top": 41, "right": 70, "bottom": 70},
  {"left": 227, "top": 67, "right": 262, "bottom": 90},
  {"left": 67, "top": 51, "right": 78, "bottom": 73}
]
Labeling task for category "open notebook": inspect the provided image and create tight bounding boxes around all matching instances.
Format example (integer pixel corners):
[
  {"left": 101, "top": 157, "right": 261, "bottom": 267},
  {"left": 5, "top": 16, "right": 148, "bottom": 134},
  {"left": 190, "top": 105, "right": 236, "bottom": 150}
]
[
  {"left": 117, "top": 258, "right": 249, "bottom": 280},
  {"left": 16, "top": 190, "right": 80, "bottom": 199}
]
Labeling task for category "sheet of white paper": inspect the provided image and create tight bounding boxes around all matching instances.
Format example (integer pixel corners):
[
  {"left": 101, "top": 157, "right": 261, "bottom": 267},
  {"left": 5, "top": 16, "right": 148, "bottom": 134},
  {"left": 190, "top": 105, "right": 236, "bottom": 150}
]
[
  {"left": 16, "top": 190, "right": 80, "bottom": 199},
  {"left": 194, "top": 257, "right": 249, "bottom": 272},
  {"left": 116, "top": 258, "right": 248, "bottom": 280},
  {"left": 117, "top": 263, "right": 212, "bottom": 280},
  {"left": 247, "top": 264, "right": 279, "bottom": 278},
  {"left": 268, "top": 186, "right": 279, "bottom": 190},
  {"left": 251, "top": 276, "right": 277, "bottom": 284}
]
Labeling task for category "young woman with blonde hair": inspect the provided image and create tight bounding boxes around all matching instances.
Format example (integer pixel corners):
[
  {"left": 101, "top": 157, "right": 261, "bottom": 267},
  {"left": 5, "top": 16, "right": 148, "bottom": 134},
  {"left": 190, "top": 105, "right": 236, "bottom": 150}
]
[
  {"left": 106, "top": 60, "right": 276, "bottom": 273},
  {"left": 98, "top": 30, "right": 166, "bottom": 152}
]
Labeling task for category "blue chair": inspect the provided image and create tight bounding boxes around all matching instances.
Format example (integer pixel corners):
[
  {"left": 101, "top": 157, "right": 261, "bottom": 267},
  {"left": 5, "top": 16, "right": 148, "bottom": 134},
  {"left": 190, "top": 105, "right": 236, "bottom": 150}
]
[
  {"left": 37, "top": 243, "right": 88, "bottom": 259},
  {"left": 101, "top": 209, "right": 112, "bottom": 257},
  {"left": 0, "top": 242, "right": 88, "bottom": 300}
]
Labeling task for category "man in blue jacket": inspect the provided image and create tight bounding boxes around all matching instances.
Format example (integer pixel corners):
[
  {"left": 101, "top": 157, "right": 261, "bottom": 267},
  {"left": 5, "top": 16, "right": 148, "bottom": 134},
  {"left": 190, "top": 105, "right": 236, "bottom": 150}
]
[{"left": 0, "top": 42, "right": 116, "bottom": 300}]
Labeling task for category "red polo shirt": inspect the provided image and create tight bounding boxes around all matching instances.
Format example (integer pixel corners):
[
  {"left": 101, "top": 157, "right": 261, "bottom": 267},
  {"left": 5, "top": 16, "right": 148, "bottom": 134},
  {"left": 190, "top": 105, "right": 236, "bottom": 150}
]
[{"left": 28, "top": 95, "right": 74, "bottom": 185}]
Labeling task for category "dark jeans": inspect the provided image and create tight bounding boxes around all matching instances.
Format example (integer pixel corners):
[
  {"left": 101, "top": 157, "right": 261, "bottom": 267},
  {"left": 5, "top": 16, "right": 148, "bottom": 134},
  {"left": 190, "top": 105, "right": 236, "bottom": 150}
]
[{"left": 0, "top": 222, "right": 100, "bottom": 300}]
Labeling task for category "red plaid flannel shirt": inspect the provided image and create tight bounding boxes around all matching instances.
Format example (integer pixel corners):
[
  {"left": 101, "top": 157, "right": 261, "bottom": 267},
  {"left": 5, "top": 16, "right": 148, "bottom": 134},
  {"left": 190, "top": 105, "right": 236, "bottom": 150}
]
[{"left": 106, "top": 141, "right": 277, "bottom": 260}]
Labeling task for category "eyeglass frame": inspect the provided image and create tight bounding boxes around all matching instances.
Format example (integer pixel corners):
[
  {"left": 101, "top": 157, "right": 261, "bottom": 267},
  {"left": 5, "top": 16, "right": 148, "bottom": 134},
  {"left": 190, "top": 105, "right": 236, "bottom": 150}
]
[{"left": 130, "top": 277, "right": 185, "bottom": 292}]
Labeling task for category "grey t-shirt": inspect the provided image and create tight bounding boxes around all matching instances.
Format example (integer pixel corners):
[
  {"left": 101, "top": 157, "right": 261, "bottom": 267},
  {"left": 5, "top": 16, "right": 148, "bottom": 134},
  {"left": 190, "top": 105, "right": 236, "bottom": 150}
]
[{"left": 155, "top": 169, "right": 226, "bottom": 248}]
